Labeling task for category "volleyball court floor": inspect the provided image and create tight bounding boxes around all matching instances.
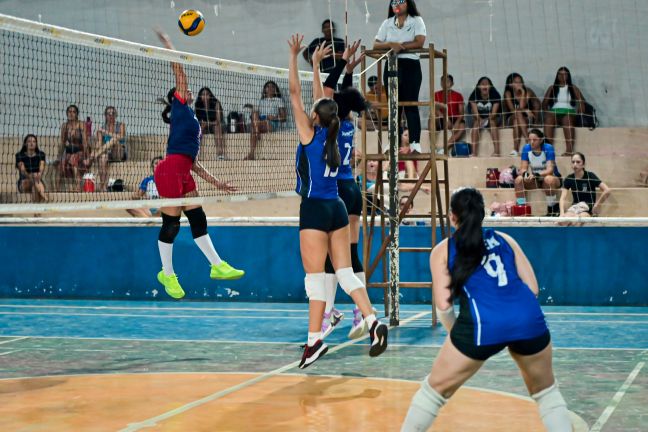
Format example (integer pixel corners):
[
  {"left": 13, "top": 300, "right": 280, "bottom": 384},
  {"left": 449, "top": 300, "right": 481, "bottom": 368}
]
[{"left": 0, "top": 299, "right": 646, "bottom": 431}]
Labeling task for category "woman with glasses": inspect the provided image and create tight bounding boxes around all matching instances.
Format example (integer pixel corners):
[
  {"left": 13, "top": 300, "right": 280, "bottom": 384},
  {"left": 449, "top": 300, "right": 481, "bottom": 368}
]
[
  {"left": 560, "top": 152, "right": 611, "bottom": 220},
  {"left": 374, "top": 0, "right": 426, "bottom": 153}
]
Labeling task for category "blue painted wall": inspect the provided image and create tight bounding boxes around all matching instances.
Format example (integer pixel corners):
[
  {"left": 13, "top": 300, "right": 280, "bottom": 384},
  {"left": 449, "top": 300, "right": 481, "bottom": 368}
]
[{"left": 1, "top": 225, "right": 646, "bottom": 305}]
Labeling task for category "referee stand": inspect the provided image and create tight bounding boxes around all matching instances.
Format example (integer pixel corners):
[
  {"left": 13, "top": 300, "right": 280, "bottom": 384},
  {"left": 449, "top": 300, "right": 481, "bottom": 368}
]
[{"left": 359, "top": 44, "right": 451, "bottom": 326}]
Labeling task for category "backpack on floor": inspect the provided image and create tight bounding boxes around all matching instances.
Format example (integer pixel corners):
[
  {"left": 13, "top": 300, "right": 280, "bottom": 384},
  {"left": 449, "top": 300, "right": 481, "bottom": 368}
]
[{"left": 576, "top": 102, "right": 599, "bottom": 130}]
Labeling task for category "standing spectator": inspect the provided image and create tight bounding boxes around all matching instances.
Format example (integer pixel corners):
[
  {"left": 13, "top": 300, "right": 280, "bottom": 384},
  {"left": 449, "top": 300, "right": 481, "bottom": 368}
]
[
  {"left": 95, "top": 106, "right": 127, "bottom": 191},
  {"left": 195, "top": 87, "right": 225, "bottom": 160},
  {"left": 127, "top": 156, "right": 163, "bottom": 218},
  {"left": 245, "top": 80, "right": 287, "bottom": 160},
  {"left": 365, "top": 75, "right": 388, "bottom": 128},
  {"left": 542, "top": 67, "right": 586, "bottom": 156},
  {"left": 303, "top": 19, "right": 346, "bottom": 73},
  {"left": 15, "top": 134, "right": 48, "bottom": 202},
  {"left": 374, "top": 0, "right": 426, "bottom": 153},
  {"left": 434, "top": 74, "right": 466, "bottom": 150},
  {"left": 560, "top": 152, "right": 611, "bottom": 219},
  {"left": 503, "top": 73, "right": 541, "bottom": 156},
  {"left": 468, "top": 76, "right": 502, "bottom": 156},
  {"left": 514, "top": 129, "right": 562, "bottom": 216},
  {"left": 56, "top": 104, "right": 90, "bottom": 191}
]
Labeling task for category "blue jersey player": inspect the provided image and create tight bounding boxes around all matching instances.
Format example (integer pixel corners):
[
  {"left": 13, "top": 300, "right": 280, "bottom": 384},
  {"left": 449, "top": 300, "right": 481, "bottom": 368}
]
[
  {"left": 288, "top": 34, "right": 388, "bottom": 369},
  {"left": 401, "top": 188, "right": 572, "bottom": 432}
]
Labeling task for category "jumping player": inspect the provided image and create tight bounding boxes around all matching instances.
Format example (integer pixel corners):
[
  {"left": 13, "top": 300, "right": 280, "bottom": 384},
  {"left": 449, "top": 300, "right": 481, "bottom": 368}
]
[
  {"left": 401, "top": 188, "right": 571, "bottom": 432},
  {"left": 288, "top": 34, "right": 388, "bottom": 369},
  {"left": 154, "top": 30, "right": 244, "bottom": 299}
]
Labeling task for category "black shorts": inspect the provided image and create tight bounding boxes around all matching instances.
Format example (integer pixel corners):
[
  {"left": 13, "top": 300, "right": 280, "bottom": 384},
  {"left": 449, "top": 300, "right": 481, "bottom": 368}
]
[
  {"left": 299, "top": 197, "right": 349, "bottom": 232},
  {"left": 337, "top": 179, "right": 362, "bottom": 216},
  {"left": 450, "top": 329, "right": 551, "bottom": 361}
]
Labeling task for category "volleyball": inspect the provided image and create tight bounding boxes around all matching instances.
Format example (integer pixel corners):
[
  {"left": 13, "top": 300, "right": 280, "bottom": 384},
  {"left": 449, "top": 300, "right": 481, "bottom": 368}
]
[{"left": 178, "top": 10, "right": 205, "bottom": 36}]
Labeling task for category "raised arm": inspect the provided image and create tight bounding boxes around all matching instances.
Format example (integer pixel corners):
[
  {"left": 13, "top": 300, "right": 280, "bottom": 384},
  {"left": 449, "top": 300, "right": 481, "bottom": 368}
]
[
  {"left": 288, "top": 34, "right": 315, "bottom": 145},
  {"left": 311, "top": 42, "right": 332, "bottom": 101},
  {"left": 156, "top": 30, "right": 189, "bottom": 101}
]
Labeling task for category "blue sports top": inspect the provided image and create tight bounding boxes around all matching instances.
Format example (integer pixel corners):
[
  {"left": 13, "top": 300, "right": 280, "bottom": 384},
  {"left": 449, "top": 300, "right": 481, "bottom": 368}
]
[
  {"left": 167, "top": 91, "right": 201, "bottom": 161},
  {"left": 521, "top": 142, "right": 561, "bottom": 177},
  {"left": 448, "top": 229, "right": 547, "bottom": 346},
  {"left": 337, "top": 120, "right": 355, "bottom": 180},
  {"left": 295, "top": 126, "right": 339, "bottom": 199}
]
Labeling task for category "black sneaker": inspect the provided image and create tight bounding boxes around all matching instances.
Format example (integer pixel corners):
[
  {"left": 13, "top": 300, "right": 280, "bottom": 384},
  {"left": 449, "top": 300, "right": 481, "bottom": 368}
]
[
  {"left": 299, "top": 339, "right": 328, "bottom": 369},
  {"left": 546, "top": 203, "right": 560, "bottom": 217},
  {"left": 369, "top": 321, "right": 388, "bottom": 357}
]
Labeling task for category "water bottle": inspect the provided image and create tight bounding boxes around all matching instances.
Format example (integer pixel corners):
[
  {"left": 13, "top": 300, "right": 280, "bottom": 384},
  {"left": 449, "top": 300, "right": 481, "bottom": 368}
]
[{"left": 229, "top": 118, "right": 237, "bottom": 133}]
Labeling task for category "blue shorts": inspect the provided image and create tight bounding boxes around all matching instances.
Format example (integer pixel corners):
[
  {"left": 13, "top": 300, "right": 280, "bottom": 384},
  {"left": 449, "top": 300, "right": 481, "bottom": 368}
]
[
  {"left": 337, "top": 179, "right": 362, "bottom": 216},
  {"left": 299, "top": 197, "right": 349, "bottom": 232}
]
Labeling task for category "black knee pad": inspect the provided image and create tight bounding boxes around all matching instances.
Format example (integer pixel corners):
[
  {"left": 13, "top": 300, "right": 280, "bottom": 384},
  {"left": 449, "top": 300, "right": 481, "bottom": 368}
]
[
  {"left": 159, "top": 213, "right": 181, "bottom": 244},
  {"left": 184, "top": 207, "right": 208, "bottom": 239},
  {"left": 324, "top": 255, "right": 335, "bottom": 274},
  {"left": 350, "top": 243, "right": 363, "bottom": 273}
]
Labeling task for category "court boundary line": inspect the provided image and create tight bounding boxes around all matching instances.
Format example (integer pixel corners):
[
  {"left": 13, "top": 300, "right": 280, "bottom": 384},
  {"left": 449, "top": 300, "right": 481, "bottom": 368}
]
[
  {"left": 118, "top": 311, "right": 430, "bottom": 432},
  {"left": 0, "top": 336, "right": 28, "bottom": 345},
  {"left": 589, "top": 361, "right": 645, "bottom": 432}
]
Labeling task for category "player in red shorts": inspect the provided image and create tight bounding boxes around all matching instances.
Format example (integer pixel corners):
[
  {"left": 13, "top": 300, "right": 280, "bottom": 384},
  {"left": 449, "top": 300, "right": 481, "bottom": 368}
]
[{"left": 154, "top": 31, "right": 244, "bottom": 299}]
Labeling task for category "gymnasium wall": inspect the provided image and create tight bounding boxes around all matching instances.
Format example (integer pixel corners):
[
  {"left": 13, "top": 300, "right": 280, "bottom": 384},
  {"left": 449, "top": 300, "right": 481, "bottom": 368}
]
[
  {"left": 1, "top": 0, "right": 646, "bottom": 127},
  {"left": 1, "top": 224, "right": 646, "bottom": 306}
]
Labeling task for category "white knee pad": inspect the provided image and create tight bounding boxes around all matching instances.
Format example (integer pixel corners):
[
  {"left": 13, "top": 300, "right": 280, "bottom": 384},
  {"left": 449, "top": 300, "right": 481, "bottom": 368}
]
[
  {"left": 401, "top": 376, "right": 447, "bottom": 432},
  {"left": 355, "top": 271, "right": 366, "bottom": 286},
  {"left": 336, "top": 267, "right": 363, "bottom": 295},
  {"left": 304, "top": 273, "right": 326, "bottom": 302},
  {"left": 532, "top": 383, "right": 571, "bottom": 432}
]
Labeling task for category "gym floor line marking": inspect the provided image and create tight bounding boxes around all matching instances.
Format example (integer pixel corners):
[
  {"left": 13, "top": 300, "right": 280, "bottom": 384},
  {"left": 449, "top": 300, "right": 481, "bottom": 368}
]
[
  {"left": 0, "top": 350, "right": 21, "bottom": 356},
  {"left": 0, "top": 336, "right": 29, "bottom": 345},
  {"left": 119, "top": 311, "right": 430, "bottom": 432},
  {"left": 589, "top": 361, "right": 644, "bottom": 432}
]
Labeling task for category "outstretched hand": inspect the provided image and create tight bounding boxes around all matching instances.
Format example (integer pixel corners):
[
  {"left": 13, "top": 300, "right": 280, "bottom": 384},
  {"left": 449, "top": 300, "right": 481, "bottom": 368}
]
[
  {"left": 155, "top": 29, "right": 173, "bottom": 50},
  {"left": 346, "top": 53, "right": 365, "bottom": 74},
  {"left": 215, "top": 180, "right": 238, "bottom": 193},
  {"left": 287, "top": 34, "right": 304, "bottom": 57},
  {"left": 342, "top": 39, "right": 362, "bottom": 61},
  {"left": 311, "top": 41, "right": 332, "bottom": 66}
]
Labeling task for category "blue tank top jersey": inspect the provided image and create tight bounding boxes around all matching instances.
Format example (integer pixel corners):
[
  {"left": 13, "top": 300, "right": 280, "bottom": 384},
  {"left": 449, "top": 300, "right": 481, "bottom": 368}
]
[
  {"left": 337, "top": 120, "right": 355, "bottom": 180},
  {"left": 167, "top": 92, "right": 202, "bottom": 161},
  {"left": 448, "top": 229, "right": 547, "bottom": 346},
  {"left": 295, "top": 126, "right": 339, "bottom": 199}
]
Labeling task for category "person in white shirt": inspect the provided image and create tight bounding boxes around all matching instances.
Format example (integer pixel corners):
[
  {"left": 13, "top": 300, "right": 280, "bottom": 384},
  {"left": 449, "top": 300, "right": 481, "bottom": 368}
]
[
  {"left": 246, "top": 80, "right": 287, "bottom": 160},
  {"left": 374, "top": 0, "right": 426, "bottom": 153}
]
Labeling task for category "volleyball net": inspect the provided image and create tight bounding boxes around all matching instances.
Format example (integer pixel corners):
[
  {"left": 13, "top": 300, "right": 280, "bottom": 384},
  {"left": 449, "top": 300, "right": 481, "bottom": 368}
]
[{"left": 0, "top": 13, "right": 318, "bottom": 213}]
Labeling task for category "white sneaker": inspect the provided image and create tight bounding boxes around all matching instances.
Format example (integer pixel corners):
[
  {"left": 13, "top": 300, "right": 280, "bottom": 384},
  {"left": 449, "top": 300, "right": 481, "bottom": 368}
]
[
  {"left": 347, "top": 307, "right": 377, "bottom": 339},
  {"left": 409, "top": 142, "right": 422, "bottom": 153},
  {"left": 321, "top": 308, "right": 345, "bottom": 340},
  {"left": 435, "top": 147, "right": 445, "bottom": 155},
  {"left": 509, "top": 150, "right": 519, "bottom": 157}
]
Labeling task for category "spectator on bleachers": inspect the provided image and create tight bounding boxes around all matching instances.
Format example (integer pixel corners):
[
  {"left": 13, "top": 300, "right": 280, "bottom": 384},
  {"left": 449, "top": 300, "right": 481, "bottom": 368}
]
[
  {"left": 468, "top": 76, "right": 502, "bottom": 156},
  {"left": 560, "top": 152, "right": 611, "bottom": 220},
  {"left": 433, "top": 74, "right": 465, "bottom": 150},
  {"left": 94, "top": 106, "right": 127, "bottom": 191},
  {"left": 126, "top": 156, "right": 162, "bottom": 218},
  {"left": 56, "top": 104, "right": 90, "bottom": 191},
  {"left": 514, "top": 129, "right": 562, "bottom": 216},
  {"left": 503, "top": 73, "right": 541, "bottom": 156},
  {"left": 15, "top": 134, "right": 48, "bottom": 202},
  {"left": 399, "top": 195, "right": 428, "bottom": 225},
  {"left": 366, "top": 75, "right": 388, "bottom": 129},
  {"left": 303, "top": 19, "right": 345, "bottom": 73},
  {"left": 245, "top": 80, "right": 287, "bottom": 160},
  {"left": 542, "top": 66, "right": 586, "bottom": 156},
  {"left": 195, "top": 87, "right": 225, "bottom": 160}
]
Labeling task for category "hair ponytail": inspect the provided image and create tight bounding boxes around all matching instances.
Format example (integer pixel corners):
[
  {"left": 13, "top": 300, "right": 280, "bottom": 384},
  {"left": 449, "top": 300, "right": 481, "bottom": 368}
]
[
  {"left": 448, "top": 188, "right": 486, "bottom": 301},
  {"left": 313, "top": 98, "right": 341, "bottom": 170},
  {"left": 161, "top": 87, "right": 175, "bottom": 124}
]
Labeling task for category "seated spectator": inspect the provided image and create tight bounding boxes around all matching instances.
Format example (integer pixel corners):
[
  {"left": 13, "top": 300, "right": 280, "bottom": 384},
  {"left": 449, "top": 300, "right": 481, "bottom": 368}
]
[
  {"left": 303, "top": 19, "right": 345, "bottom": 73},
  {"left": 365, "top": 75, "right": 388, "bottom": 129},
  {"left": 195, "top": 87, "right": 225, "bottom": 160},
  {"left": 398, "top": 129, "right": 430, "bottom": 193},
  {"left": 514, "top": 129, "right": 562, "bottom": 216},
  {"left": 56, "top": 104, "right": 90, "bottom": 191},
  {"left": 503, "top": 73, "right": 541, "bottom": 156},
  {"left": 127, "top": 156, "right": 162, "bottom": 218},
  {"left": 433, "top": 74, "right": 465, "bottom": 150},
  {"left": 95, "top": 106, "right": 127, "bottom": 191},
  {"left": 245, "top": 80, "right": 287, "bottom": 160},
  {"left": 15, "top": 134, "right": 48, "bottom": 202},
  {"left": 542, "top": 66, "right": 586, "bottom": 156},
  {"left": 560, "top": 152, "right": 611, "bottom": 221},
  {"left": 468, "top": 76, "right": 502, "bottom": 156}
]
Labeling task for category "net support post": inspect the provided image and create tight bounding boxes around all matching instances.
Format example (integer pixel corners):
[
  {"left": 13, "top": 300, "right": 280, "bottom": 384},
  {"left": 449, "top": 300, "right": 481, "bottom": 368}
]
[{"left": 387, "top": 51, "right": 400, "bottom": 326}]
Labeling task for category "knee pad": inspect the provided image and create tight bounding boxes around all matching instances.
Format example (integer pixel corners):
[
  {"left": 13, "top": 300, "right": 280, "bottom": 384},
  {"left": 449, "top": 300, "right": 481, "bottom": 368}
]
[
  {"left": 412, "top": 376, "right": 447, "bottom": 411},
  {"left": 335, "top": 267, "right": 363, "bottom": 295},
  {"left": 305, "top": 273, "right": 326, "bottom": 302},
  {"left": 324, "top": 255, "right": 335, "bottom": 274},
  {"left": 532, "top": 383, "right": 571, "bottom": 432},
  {"left": 350, "top": 243, "right": 363, "bottom": 273},
  {"left": 158, "top": 213, "right": 181, "bottom": 244},
  {"left": 184, "top": 207, "right": 208, "bottom": 239}
]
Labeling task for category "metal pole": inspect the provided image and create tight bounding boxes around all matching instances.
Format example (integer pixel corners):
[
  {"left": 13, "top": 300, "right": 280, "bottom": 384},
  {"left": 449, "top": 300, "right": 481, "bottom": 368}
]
[{"left": 387, "top": 51, "right": 400, "bottom": 326}]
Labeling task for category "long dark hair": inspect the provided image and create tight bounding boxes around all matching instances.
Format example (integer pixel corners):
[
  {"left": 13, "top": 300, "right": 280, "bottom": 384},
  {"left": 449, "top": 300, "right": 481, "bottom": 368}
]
[
  {"left": 547, "top": 66, "right": 576, "bottom": 107},
  {"left": 161, "top": 87, "right": 175, "bottom": 124},
  {"left": 388, "top": 0, "right": 421, "bottom": 17},
  {"left": 504, "top": 72, "right": 526, "bottom": 98},
  {"left": 66, "top": 104, "right": 79, "bottom": 121},
  {"left": 314, "top": 98, "right": 341, "bottom": 169},
  {"left": 194, "top": 87, "right": 223, "bottom": 123},
  {"left": 19, "top": 134, "right": 39, "bottom": 154},
  {"left": 262, "top": 80, "right": 283, "bottom": 99},
  {"left": 448, "top": 188, "right": 486, "bottom": 300},
  {"left": 333, "top": 87, "right": 371, "bottom": 120},
  {"left": 468, "top": 76, "right": 501, "bottom": 102}
]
